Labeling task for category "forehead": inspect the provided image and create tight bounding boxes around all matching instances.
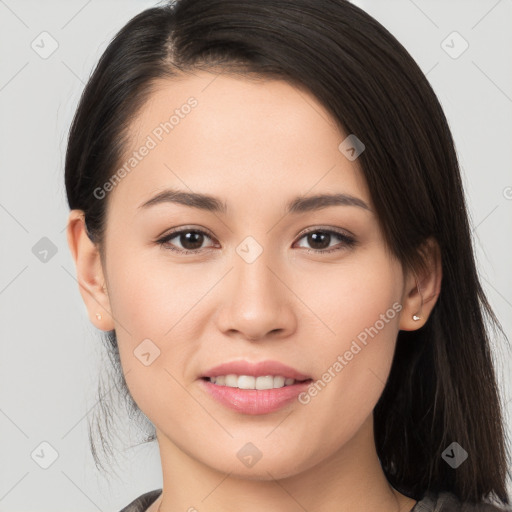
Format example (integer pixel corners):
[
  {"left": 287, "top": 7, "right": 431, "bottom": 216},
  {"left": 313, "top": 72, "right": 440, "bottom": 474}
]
[{"left": 106, "top": 71, "right": 371, "bottom": 217}]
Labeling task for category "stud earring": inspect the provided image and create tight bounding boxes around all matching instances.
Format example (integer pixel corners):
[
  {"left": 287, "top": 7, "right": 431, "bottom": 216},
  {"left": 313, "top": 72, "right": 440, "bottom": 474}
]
[
  {"left": 412, "top": 275, "right": 424, "bottom": 323},
  {"left": 96, "top": 313, "right": 102, "bottom": 320}
]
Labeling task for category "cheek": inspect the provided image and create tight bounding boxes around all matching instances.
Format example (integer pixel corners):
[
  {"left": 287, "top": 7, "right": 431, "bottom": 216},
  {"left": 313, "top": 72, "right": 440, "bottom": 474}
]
[
  {"left": 104, "top": 243, "right": 235, "bottom": 411},
  {"left": 295, "top": 253, "right": 403, "bottom": 433},
  {"left": 106, "top": 246, "right": 206, "bottom": 341},
  {"left": 300, "top": 250, "right": 402, "bottom": 353}
]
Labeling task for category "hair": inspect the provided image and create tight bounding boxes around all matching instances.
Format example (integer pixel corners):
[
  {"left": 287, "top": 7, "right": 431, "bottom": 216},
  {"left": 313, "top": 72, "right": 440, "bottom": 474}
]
[{"left": 64, "top": 0, "right": 511, "bottom": 505}]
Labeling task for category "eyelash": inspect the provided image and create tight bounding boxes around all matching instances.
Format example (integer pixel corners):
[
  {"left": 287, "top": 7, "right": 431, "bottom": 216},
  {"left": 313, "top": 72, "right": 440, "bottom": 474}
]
[{"left": 156, "top": 226, "right": 357, "bottom": 255}]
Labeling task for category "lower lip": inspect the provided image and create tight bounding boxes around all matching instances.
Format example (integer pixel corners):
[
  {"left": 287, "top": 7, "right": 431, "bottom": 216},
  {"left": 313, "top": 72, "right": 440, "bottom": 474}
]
[{"left": 199, "top": 378, "right": 313, "bottom": 415}]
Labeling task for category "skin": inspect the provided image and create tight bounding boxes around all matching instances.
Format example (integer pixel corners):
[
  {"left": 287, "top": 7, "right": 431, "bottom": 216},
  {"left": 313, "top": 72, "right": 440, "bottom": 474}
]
[{"left": 67, "top": 71, "right": 441, "bottom": 512}]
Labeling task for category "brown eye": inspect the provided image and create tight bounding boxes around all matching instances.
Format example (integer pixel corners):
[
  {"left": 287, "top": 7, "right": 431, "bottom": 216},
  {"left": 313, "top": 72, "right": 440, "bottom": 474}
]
[
  {"left": 156, "top": 227, "right": 356, "bottom": 256},
  {"left": 294, "top": 229, "right": 356, "bottom": 254},
  {"left": 157, "top": 229, "right": 216, "bottom": 254}
]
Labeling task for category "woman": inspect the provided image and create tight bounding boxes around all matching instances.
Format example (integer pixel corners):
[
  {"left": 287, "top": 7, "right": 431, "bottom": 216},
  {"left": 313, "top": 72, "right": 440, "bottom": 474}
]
[{"left": 64, "top": 0, "right": 511, "bottom": 511}]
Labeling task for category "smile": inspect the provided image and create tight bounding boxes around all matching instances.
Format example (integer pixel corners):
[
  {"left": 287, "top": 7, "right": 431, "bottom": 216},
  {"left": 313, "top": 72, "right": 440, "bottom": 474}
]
[{"left": 206, "top": 374, "right": 302, "bottom": 389}]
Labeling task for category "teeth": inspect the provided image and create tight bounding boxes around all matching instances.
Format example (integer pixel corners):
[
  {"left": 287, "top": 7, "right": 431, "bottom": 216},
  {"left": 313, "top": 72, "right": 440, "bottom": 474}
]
[{"left": 208, "top": 374, "right": 297, "bottom": 389}]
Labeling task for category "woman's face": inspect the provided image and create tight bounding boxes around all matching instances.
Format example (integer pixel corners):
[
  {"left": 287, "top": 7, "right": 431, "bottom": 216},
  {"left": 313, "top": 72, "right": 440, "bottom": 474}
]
[{"left": 84, "top": 71, "right": 416, "bottom": 479}]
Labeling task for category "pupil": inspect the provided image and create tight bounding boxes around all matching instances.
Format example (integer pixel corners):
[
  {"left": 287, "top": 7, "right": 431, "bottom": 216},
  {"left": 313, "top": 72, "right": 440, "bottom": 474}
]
[
  {"left": 308, "top": 232, "right": 330, "bottom": 249},
  {"left": 181, "top": 231, "right": 203, "bottom": 250}
]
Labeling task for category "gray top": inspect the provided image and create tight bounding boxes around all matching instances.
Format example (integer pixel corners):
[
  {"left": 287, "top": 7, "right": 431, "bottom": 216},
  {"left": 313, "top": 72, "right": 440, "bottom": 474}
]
[{"left": 118, "top": 489, "right": 512, "bottom": 512}]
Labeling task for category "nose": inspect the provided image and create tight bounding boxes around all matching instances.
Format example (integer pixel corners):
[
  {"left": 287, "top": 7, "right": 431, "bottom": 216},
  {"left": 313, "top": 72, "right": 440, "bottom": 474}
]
[{"left": 215, "top": 251, "right": 297, "bottom": 342}]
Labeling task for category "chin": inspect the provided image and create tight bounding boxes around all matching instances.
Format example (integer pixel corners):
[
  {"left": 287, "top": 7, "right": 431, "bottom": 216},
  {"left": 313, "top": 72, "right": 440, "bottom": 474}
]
[
  {"left": 203, "top": 448, "right": 316, "bottom": 481},
  {"left": 227, "top": 464, "right": 303, "bottom": 481}
]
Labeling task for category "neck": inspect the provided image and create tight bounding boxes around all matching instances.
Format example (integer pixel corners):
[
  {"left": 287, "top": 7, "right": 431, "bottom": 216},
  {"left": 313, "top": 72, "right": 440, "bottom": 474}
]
[{"left": 153, "top": 414, "right": 416, "bottom": 512}]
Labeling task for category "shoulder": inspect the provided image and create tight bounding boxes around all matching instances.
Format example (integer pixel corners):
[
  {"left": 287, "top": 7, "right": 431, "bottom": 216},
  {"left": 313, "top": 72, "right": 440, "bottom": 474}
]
[
  {"left": 414, "top": 491, "right": 512, "bottom": 512},
  {"left": 118, "top": 489, "right": 163, "bottom": 512}
]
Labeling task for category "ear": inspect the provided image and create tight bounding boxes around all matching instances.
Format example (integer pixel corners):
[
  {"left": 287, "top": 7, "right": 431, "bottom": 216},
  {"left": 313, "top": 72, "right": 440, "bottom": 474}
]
[
  {"left": 399, "top": 236, "right": 442, "bottom": 331},
  {"left": 66, "top": 210, "right": 115, "bottom": 331}
]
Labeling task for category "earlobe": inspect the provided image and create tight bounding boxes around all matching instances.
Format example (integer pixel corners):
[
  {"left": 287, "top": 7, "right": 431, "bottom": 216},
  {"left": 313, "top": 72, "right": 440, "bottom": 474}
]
[
  {"left": 399, "top": 237, "right": 442, "bottom": 331},
  {"left": 66, "top": 210, "right": 114, "bottom": 331}
]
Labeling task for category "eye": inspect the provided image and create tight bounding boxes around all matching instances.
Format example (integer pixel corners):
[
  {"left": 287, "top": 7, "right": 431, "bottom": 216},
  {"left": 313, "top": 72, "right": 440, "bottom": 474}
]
[
  {"left": 156, "top": 227, "right": 357, "bottom": 255},
  {"left": 294, "top": 228, "right": 356, "bottom": 254},
  {"left": 156, "top": 227, "right": 217, "bottom": 254}
]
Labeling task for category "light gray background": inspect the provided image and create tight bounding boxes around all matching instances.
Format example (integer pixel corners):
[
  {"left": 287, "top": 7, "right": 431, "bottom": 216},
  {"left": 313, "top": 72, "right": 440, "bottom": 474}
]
[{"left": 1, "top": 0, "right": 511, "bottom": 511}]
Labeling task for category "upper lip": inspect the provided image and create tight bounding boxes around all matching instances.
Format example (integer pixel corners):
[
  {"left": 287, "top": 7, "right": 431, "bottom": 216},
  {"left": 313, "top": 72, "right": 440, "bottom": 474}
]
[{"left": 202, "top": 360, "right": 312, "bottom": 381}]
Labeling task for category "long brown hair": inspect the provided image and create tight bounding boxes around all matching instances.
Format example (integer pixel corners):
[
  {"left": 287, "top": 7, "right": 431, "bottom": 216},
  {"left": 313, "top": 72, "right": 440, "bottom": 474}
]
[{"left": 65, "top": 0, "right": 511, "bottom": 505}]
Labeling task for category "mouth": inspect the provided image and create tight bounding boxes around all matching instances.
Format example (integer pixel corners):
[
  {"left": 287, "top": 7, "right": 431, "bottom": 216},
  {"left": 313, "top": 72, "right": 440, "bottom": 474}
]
[
  {"left": 199, "top": 360, "right": 314, "bottom": 414},
  {"left": 200, "top": 375, "right": 313, "bottom": 390},
  {"left": 198, "top": 376, "right": 314, "bottom": 415}
]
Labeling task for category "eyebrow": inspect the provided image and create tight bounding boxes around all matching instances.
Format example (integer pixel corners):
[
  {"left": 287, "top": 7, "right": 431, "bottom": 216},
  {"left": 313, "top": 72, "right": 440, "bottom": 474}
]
[{"left": 137, "top": 188, "right": 371, "bottom": 214}]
